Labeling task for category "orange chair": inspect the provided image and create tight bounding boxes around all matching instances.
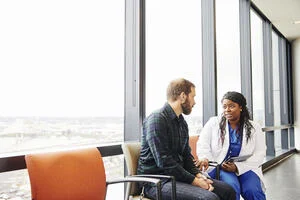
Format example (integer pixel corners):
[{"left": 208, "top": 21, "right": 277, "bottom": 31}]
[
  {"left": 25, "top": 147, "right": 163, "bottom": 200},
  {"left": 189, "top": 135, "right": 200, "bottom": 160}
]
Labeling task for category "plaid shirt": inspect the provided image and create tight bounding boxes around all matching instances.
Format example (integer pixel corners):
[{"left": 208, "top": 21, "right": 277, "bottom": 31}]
[{"left": 137, "top": 103, "right": 200, "bottom": 184}]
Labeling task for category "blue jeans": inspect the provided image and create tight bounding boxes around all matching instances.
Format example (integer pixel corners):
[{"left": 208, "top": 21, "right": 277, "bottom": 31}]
[
  {"left": 209, "top": 169, "right": 266, "bottom": 200},
  {"left": 144, "top": 178, "right": 236, "bottom": 200}
]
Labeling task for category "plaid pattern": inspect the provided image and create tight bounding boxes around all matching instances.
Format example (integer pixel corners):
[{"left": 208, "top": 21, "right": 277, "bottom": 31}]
[{"left": 137, "top": 103, "right": 200, "bottom": 184}]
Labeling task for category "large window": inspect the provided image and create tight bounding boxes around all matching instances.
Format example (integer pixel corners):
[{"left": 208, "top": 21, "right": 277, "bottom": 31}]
[
  {"left": 0, "top": 1, "right": 124, "bottom": 199},
  {"left": 250, "top": 10, "right": 265, "bottom": 126},
  {"left": 0, "top": 0, "right": 124, "bottom": 154},
  {"left": 216, "top": 0, "right": 241, "bottom": 113},
  {"left": 272, "top": 31, "right": 281, "bottom": 153},
  {"left": 145, "top": 0, "right": 203, "bottom": 134}
]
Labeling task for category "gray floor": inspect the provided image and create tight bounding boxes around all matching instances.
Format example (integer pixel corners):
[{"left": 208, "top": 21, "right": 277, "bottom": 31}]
[{"left": 263, "top": 153, "right": 300, "bottom": 200}]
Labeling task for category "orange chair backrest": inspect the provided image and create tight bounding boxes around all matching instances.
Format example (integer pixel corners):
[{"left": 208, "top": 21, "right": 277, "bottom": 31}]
[
  {"left": 189, "top": 135, "right": 199, "bottom": 160},
  {"left": 25, "top": 148, "right": 107, "bottom": 200}
]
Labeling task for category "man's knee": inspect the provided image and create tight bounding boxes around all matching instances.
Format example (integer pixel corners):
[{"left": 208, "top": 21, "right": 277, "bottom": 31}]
[{"left": 198, "top": 193, "right": 220, "bottom": 200}]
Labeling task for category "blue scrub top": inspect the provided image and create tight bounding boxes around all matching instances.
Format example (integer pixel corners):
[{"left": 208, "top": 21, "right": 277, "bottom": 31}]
[{"left": 224, "top": 122, "right": 242, "bottom": 161}]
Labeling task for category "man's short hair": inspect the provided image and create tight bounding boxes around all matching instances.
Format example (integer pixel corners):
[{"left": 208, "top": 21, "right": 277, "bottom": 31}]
[{"left": 166, "top": 78, "right": 195, "bottom": 101}]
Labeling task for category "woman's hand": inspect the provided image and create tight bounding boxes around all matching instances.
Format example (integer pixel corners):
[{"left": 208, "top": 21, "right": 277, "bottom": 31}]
[
  {"left": 221, "top": 162, "right": 237, "bottom": 172},
  {"left": 194, "top": 158, "right": 209, "bottom": 171}
]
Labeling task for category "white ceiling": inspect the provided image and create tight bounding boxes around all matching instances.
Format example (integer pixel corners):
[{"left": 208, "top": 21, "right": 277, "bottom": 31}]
[{"left": 251, "top": 0, "right": 300, "bottom": 42}]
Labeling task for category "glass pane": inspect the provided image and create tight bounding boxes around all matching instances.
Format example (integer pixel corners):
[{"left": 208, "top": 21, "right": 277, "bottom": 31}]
[
  {"left": 250, "top": 10, "right": 265, "bottom": 126},
  {"left": 272, "top": 31, "right": 281, "bottom": 153},
  {"left": 216, "top": 0, "right": 241, "bottom": 113},
  {"left": 0, "top": 0, "right": 124, "bottom": 154},
  {"left": 146, "top": 0, "right": 203, "bottom": 134},
  {"left": 103, "top": 155, "right": 124, "bottom": 199},
  {"left": 0, "top": 170, "right": 30, "bottom": 200}
]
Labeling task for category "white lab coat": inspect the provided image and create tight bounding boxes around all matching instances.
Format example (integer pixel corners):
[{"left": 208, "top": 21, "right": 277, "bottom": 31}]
[{"left": 197, "top": 116, "right": 266, "bottom": 191}]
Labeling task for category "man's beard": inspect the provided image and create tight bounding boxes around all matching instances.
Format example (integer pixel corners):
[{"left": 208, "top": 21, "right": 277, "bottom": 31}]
[{"left": 181, "top": 99, "right": 192, "bottom": 115}]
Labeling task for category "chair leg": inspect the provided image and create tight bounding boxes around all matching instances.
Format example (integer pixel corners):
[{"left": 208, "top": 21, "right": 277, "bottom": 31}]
[
  {"left": 171, "top": 176, "right": 176, "bottom": 200},
  {"left": 208, "top": 161, "right": 220, "bottom": 180},
  {"left": 216, "top": 164, "right": 220, "bottom": 180},
  {"left": 156, "top": 182, "right": 162, "bottom": 200}
]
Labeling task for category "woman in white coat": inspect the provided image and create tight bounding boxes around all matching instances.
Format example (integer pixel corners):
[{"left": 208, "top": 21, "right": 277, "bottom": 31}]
[{"left": 195, "top": 91, "right": 266, "bottom": 200}]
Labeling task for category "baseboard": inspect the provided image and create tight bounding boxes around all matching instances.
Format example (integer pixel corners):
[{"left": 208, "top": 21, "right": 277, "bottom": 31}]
[{"left": 262, "top": 148, "right": 297, "bottom": 173}]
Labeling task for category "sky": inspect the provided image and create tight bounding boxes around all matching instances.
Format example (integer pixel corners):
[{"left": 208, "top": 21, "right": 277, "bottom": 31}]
[{"left": 0, "top": 0, "right": 124, "bottom": 117}]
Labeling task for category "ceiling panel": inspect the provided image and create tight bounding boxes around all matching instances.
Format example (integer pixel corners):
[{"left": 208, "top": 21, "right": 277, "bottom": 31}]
[{"left": 252, "top": 0, "right": 300, "bottom": 41}]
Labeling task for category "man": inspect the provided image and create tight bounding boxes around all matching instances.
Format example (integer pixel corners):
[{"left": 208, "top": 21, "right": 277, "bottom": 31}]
[{"left": 137, "top": 78, "right": 236, "bottom": 200}]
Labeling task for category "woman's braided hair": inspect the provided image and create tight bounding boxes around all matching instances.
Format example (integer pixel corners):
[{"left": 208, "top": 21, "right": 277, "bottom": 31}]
[{"left": 219, "top": 91, "right": 253, "bottom": 145}]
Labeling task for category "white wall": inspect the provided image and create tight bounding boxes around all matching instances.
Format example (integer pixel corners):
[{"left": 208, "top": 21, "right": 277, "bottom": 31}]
[{"left": 292, "top": 38, "right": 300, "bottom": 150}]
